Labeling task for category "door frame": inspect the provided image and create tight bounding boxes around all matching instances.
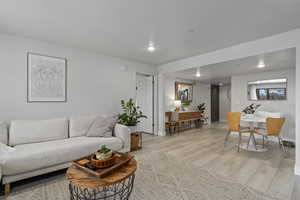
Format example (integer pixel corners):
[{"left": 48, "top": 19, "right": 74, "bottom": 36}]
[{"left": 135, "top": 73, "right": 155, "bottom": 135}]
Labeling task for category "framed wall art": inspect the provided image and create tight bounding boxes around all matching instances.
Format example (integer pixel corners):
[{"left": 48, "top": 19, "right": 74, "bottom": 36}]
[{"left": 27, "top": 52, "right": 67, "bottom": 102}]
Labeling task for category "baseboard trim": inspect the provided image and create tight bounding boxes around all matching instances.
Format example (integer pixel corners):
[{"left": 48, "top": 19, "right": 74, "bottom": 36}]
[
  {"left": 158, "top": 130, "right": 166, "bottom": 136},
  {"left": 295, "top": 165, "right": 300, "bottom": 176}
]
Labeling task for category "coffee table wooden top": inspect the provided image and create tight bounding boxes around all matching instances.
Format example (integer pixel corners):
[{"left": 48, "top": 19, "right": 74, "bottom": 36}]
[{"left": 66, "top": 158, "right": 137, "bottom": 188}]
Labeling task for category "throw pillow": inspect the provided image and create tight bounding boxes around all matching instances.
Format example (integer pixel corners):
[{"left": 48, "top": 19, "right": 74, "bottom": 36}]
[
  {"left": 86, "top": 116, "right": 115, "bottom": 137},
  {"left": 69, "top": 115, "right": 97, "bottom": 137},
  {"left": 101, "top": 114, "right": 118, "bottom": 134}
]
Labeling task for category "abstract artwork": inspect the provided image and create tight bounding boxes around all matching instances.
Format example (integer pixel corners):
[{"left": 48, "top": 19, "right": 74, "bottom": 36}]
[{"left": 27, "top": 53, "right": 67, "bottom": 102}]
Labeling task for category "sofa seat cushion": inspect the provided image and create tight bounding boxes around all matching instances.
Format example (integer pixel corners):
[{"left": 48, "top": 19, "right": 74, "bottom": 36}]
[{"left": 2, "top": 136, "right": 123, "bottom": 176}]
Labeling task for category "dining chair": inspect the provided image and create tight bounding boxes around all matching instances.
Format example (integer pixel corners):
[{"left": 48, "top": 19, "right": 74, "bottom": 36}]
[
  {"left": 253, "top": 117, "right": 286, "bottom": 152},
  {"left": 255, "top": 111, "right": 281, "bottom": 130},
  {"left": 224, "top": 112, "right": 251, "bottom": 152}
]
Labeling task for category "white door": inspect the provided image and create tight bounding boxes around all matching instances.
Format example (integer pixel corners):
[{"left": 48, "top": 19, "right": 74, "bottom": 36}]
[{"left": 136, "top": 74, "right": 153, "bottom": 134}]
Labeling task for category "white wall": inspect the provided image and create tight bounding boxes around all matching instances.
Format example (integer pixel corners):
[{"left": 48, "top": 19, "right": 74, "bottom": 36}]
[
  {"left": 0, "top": 33, "right": 157, "bottom": 121},
  {"left": 296, "top": 45, "right": 300, "bottom": 175},
  {"left": 231, "top": 69, "right": 295, "bottom": 141},
  {"left": 219, "top": 84, "right": 231, "bottom": 122},
  {"left": 158, "top": 74, "right": 166, "bottom": 136},
  {"left": 164, "top": 77, "right": 211, "bottom": 123},
  {"left": 194, "top": 81, "right": 211, "bottom": 124}
]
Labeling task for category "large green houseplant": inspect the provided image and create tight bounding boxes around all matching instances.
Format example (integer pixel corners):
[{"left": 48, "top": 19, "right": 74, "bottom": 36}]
[{"left": 118, "top": 98, "right": 147, "bottom": 132}]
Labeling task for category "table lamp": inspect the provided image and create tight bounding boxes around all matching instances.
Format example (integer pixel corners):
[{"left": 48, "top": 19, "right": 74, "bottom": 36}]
[{"left": 174, "top": 100, "right": 181, "bottom": 112}]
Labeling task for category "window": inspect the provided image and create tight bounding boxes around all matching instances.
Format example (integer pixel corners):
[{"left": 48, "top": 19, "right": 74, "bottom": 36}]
[
  {"left": 256, "top": 88, "right": 287, "bottom": 100},
  {"left": 256, "top": 89, "right": 268, "bottom": 100},
  {"left": 269, "top": 88, "right": 286, "bottom": 100},
  {"left": 247, "top": 78, "right": 287, "bottom": 101}
]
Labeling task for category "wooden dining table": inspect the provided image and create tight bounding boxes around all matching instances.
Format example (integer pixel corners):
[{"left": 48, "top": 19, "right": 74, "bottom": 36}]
[{"left": 240, "top": 115, "right": 268, "bottom": 152}]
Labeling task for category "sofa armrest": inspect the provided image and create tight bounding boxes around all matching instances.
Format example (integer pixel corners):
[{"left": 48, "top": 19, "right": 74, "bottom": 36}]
[
  {"left": 0, "top": 143, "right": 15, "bottom": 185},
  {"left": 114, "top": 124, "right": 131, "bottom": 153},
  {"left": 0, "top": 143, "right": 15, "bottom": 163},
  {"left": 0, "top": 122, "right": 8, "bottom": 145}
]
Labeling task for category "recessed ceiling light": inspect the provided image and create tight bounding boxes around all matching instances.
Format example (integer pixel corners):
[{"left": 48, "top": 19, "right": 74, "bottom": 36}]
[
  {"left": 188, "top": 29, "right": 198, "bottom": 33},
  {"left": 120, "top": 65, "right": 128, "bottom": 71},
  {"left": 195, "top": 68, "right": 201, "bottom": 77},
  {"left": 257, "top": 61, "right": 265, "bottom": 68},
  {"left": 218, "top": 83, "right": 224, "bottom": 86},
  {"left": 147, "top": 43, "right": 155, "bottom": 52}
]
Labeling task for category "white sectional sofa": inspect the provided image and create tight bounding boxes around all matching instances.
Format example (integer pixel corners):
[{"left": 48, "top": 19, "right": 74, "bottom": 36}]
[{"left": 0, "top": 115, "right": 130, "bottom": 195}]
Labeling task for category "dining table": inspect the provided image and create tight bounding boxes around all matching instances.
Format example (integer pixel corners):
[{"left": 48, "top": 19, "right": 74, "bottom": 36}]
[{"left": 240, "top": 115, "right": 267, "bottom": 152}]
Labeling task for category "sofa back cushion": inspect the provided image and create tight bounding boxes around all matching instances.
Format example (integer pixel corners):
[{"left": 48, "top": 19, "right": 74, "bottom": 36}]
[
  {"left": 69, "top": 115, "right": 97, "bottom": 138},
  {"left": 9, "top": 118, "right": 68, "bottom": 146}
]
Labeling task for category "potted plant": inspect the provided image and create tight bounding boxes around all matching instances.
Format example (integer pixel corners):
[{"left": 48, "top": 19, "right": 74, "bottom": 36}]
[
  {"left": 181, "top": 101, "right": 190, "bottom": 111},
  {"left": 197, "top": 103, "right": 208, "bottom": 127},
  {"left": 95, "top": 145, "right": 113, "bottom": 160},
  {"left": 118, "top": 98, "right": 147, "bottom": 133},
  {"left": 91, "top": 145, "right": 116, "bottom": 168},
  {"left": 242, "top": 103, "right": 261, "bottom": 116}
]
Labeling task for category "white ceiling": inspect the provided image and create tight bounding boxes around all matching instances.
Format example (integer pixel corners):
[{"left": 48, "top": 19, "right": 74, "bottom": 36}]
[
  {"left": 0, "top": 1, "right": 300, "bottom": 65},
  {"left": 166, "top": 48, "right": 296, "bottom": 84}
]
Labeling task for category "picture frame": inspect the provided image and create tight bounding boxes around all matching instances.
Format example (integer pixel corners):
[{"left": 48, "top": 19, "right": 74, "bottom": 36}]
[
  {"left": 27, "top": 52, "right": 67, "bottom": 102},
  {"left": 175, "top": 82, "right": 193, "bottom": 103}
]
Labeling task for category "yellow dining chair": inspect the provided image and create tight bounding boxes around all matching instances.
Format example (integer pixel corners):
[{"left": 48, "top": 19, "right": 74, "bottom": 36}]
[
  {"left": 224, "top": 112, "right": 250, "bottom": 152},
  {"left": 254, "top": 117, "right": 286, "bottom": 152}
]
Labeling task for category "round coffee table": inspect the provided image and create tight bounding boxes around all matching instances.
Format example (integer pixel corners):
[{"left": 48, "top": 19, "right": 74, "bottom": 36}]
[{"left": 66, "top": 159, "right": 137, "bottom": 200}]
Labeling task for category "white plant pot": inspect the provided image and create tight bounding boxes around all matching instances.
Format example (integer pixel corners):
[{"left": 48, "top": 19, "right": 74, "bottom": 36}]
[
  {"left": 127, "top": 125, "right": 137, "bottom": 133},
  {"left": 243, "top": 114, "right": 254, "bottom": 118},
  {"left": 95, "top": 150, "right": 112, "bottom": 160}
]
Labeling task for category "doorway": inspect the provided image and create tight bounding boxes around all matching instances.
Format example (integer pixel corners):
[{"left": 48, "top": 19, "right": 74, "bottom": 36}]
[
  {"left": 136, "top": 73, "right": 154, "bottom": 134},
  {"left": 211, "top": 85, "right": 220, "bottom": 122}
]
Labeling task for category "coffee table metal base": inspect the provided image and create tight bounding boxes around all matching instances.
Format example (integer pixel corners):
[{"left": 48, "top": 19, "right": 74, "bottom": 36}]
[{"left": 69, "top": 174, "right": 135, "bottom": 200}]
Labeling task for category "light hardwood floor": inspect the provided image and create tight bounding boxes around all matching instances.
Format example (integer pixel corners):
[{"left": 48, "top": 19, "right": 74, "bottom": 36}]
[
  {"left": 1, "top": 124, "right": 295, "bottom": 200},
  {"left": 138, "top": 124, "right": 295, "bottom": 199}
]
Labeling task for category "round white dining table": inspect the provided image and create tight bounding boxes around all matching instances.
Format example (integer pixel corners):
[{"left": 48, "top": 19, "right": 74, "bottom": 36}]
[{"left": 240, "top": 115, "right": 267, "bottom": 152}]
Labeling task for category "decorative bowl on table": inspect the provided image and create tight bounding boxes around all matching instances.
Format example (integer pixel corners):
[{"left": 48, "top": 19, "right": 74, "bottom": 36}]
[{"left": 91, "top": 145, "right": 116, "bottom": 168}]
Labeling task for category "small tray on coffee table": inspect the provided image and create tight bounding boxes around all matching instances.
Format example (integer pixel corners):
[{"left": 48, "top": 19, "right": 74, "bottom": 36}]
[{"left": 73, "top": 152, "right": 134, "bottom": 178}]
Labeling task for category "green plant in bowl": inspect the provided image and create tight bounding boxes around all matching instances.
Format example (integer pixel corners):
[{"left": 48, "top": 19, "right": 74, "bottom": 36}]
[{"left": 96, "top": 145, "right": 112, "bottom": 160}]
